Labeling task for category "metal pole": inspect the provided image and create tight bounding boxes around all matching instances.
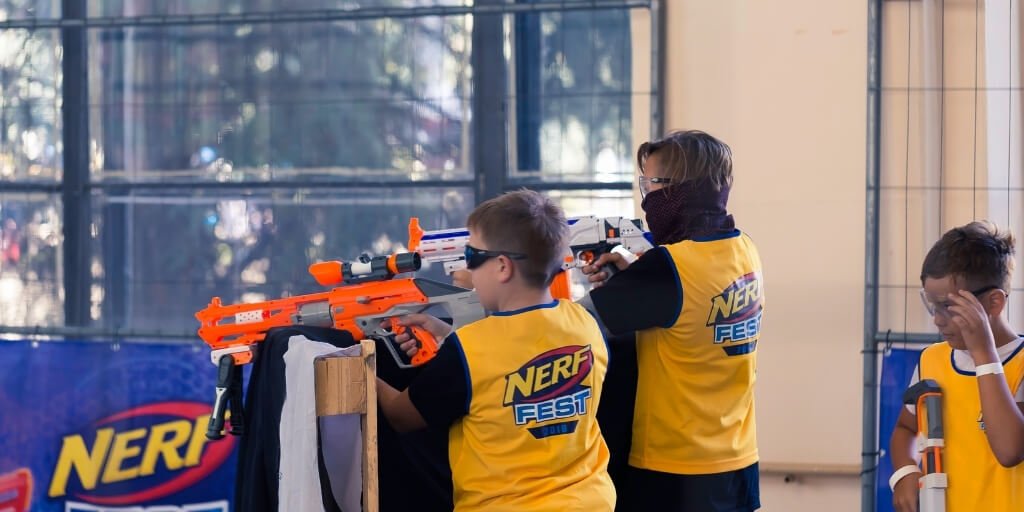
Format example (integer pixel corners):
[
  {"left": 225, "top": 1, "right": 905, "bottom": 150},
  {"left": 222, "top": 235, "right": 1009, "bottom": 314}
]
[
  {"left": 862, "top": 0, "right": 884, "bottom": 510},
  {"left": 651, "top": 0, "right": 666, "bottom": 138},
  {"left": 472, "top": 0, "right": 509, "bottom": 204},
  {"left": 61, "top": 0, "right": 91, "bottom": 326},
  {"left": 513, "top": 2, "right": 541, "bottom": 174}
]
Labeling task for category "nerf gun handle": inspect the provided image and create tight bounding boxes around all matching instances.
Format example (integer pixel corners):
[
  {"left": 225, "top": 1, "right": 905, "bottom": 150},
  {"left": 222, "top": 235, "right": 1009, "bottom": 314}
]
[
  {"left": 385, "top": 323, "right": 440, "bottom": 369},
  {"left": 207, "top": 353, "right": 245, "bottom": 440}
]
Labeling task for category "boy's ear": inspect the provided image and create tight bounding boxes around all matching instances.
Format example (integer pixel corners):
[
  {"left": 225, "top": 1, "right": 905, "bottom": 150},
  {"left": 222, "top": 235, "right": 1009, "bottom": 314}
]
[
  {"left": 985, "top": 290, "right": 1008, "bottom": 317},
  {"left": 496, "top": 255, "right": 515, "bottom": 284}
]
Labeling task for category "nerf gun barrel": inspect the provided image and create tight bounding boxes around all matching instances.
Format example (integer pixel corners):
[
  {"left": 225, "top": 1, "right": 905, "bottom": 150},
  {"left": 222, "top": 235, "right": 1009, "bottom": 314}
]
[{"left": 196, "top": 252, "right": 484, "bottom": 440}]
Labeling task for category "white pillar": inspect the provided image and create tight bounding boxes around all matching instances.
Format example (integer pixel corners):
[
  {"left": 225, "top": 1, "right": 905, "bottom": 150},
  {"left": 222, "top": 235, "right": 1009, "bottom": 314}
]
[{"left": 985, "top": 0, "right": 1023, "bottom": 323}]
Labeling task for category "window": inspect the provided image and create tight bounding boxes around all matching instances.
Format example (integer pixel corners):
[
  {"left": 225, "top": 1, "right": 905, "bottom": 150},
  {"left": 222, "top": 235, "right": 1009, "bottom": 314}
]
[{"left": 0, "top": 0, "right": 659, "bottom": 335}]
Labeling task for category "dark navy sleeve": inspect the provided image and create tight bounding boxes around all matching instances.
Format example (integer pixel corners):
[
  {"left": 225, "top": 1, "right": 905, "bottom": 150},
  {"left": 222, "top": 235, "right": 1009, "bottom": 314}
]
[
  {"left": 407, "top": 333, "right": 471, "bottom": 429},
  {"left": 588, "top": 246, "right": 683, "bottom": 335}
]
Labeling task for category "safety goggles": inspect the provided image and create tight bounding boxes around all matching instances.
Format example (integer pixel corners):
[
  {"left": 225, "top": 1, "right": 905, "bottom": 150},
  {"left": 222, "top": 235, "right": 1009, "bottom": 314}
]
[
  {"left": 464, "top": 244, "right": 528, "bottom": 270},
  {"left": 918, "top": 285, "right": 1002, "bottom": 317},
  {"left": 638, "top": 175, "right": 674, "bottom": 198}
]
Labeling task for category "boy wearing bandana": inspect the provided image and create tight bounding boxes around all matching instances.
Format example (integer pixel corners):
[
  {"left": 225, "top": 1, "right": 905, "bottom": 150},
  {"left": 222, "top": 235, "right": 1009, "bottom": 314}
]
[{"left": 582, "top": 130, "right": 763, "bottom": 511}]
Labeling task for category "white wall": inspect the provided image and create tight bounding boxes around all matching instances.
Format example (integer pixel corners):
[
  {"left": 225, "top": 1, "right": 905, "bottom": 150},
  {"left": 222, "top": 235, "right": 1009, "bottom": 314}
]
[{"left": 663, "top": 1, "right": 868, "bottom": 509}]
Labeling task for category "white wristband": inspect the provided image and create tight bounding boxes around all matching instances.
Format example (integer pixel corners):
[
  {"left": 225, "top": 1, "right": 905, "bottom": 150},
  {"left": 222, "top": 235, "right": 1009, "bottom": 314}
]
[
  {"left": 889, "top": 465, "right": 921, "bottom": 491},
  {"left": 976, "top": 362, "right": 1005, "bottom": 377},
  {"left": 611, "top": 245, "right": 638, "bottom": 265}
]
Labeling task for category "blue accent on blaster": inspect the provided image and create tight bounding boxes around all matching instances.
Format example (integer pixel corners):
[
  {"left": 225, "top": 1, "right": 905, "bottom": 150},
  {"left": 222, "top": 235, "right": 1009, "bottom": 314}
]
[{"left": 421, "top": 230, "right": 470, "bottom": 241}]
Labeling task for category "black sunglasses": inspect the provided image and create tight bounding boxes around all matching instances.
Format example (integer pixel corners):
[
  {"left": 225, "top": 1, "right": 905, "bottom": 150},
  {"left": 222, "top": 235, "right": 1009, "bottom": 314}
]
[{"left": 464, "top": 244, "right": 528, "bottom": 270}]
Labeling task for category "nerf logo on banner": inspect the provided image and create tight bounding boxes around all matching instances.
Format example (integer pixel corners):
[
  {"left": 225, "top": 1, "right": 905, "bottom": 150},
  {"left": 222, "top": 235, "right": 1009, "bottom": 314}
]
[
  {"left": 503, "top": 345, "right": 593, "bottom": 430},
  {"left": 48, "top": 402, "right": 236, "bottom": 505},
  {"left": 706, "top": 272, "right": 763, "bottom": 345}
]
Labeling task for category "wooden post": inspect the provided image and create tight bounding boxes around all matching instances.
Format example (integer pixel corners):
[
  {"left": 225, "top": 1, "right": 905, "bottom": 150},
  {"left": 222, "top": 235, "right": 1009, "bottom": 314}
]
[{"left": 314, "top": 340, "right": 378, "bottom": 512}]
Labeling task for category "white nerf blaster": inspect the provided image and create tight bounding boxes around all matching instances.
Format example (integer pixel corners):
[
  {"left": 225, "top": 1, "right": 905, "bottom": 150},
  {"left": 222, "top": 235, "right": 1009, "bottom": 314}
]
[{"left": 407, "top": 216, "right": 653, "bottom": 296}]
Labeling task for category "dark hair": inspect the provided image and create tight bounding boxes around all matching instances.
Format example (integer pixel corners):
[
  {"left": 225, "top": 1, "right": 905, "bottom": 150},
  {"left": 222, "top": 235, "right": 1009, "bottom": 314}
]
[
  {"left": 637, "top": 130, "right": 733, "bottom": 190},
  {"left": 467, "top": 189, "right": 568, "bottom": 288},
  {"left": 921, "top": 221, "right": 1016, "bottom": 289}
]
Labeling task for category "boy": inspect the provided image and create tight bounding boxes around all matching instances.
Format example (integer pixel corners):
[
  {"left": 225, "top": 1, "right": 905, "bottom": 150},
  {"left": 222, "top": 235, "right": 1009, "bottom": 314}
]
[
  {"left": 376, "top": 189, "right": 616, "bottom": 511},
  {"left": 581, "top": 130, "right": 762, "bottom": 511},
  {"left": 889, "top": 221, "right": 1024, "bottom": 511}
]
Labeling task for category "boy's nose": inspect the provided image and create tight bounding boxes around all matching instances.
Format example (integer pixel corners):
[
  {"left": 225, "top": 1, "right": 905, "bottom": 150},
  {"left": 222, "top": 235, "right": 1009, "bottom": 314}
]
[{"left": 932, "top": 313, "right": 947, "bottom": 329}]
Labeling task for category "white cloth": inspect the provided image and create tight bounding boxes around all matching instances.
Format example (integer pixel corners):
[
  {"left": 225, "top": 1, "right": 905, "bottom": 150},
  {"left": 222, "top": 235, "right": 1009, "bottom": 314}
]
[
  {"left": 279, "top": 336, "right": 363, "bottom": 512},
  {"left": 905, "top": 337, "right": 1024, "bottom": 414}
]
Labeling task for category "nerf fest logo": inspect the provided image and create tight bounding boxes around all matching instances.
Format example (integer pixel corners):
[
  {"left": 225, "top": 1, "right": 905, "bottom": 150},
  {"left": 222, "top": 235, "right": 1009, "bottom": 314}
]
[
  {"left": 47, "top": 402, "right": 235, "bottom": 511},
  {"left": 503, "top": 346, "right": 593, "bottom": 439},
  {"left": 706, "top": 272, "right": 763, "bottom": 353}
]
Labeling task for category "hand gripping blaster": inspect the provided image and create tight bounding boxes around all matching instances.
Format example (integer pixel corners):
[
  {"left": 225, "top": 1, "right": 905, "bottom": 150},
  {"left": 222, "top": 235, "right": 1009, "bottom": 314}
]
[
  {"left": 408, "top": 215, "right": 653, "bottom": 298},
  {"left": 902, "top": 379, "right": 947, "bottom": 512},
  {"left": 196, "top": 252, "right": 484, "bottom": 440}
]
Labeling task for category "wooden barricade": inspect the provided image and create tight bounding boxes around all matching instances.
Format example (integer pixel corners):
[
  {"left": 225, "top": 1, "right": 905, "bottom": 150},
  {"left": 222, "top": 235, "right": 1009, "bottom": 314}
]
[{"left": 314, "top": 340, "right": 378, "bottom": 512}]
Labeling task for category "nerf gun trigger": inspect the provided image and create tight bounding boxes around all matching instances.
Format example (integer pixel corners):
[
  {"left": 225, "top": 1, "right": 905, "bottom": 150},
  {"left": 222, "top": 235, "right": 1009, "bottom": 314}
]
[{"left": 578, "top": 250, "right": 597, "bottom": 266}]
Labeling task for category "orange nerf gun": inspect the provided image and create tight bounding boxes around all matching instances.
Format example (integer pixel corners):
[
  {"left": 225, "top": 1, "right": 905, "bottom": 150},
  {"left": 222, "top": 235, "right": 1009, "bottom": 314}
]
[
  {"left": 0, "top": 468, "right": 32, "bottom": 512},
  {"left": 196, "top": 252, "right": 484, "bottom": 440}
]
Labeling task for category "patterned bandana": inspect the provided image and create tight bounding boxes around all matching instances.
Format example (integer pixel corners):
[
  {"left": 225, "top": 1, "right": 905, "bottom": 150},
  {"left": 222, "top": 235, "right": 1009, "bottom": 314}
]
[{"left": 641, "top": 179, "right": 735, "bottom": 245}]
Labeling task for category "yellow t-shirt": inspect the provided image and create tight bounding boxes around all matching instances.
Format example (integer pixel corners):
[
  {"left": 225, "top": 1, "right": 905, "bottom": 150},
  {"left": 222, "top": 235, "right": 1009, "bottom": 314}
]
[
  {"left": 450, "top": 300, "right": 615, "bottom": 511},
  {"left": 631, "top": 232, "right": 763, "bottom": 474},
  {"left": 918, "top": 341, "right": 1024, "bottom": 509}
]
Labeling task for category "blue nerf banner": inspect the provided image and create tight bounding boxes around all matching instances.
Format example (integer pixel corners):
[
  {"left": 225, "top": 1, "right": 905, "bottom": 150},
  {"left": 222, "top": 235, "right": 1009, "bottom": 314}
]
[
  {"left": 875, "top": 347, "right": 924, "bottom": 512},
  {"left": 0, "top": 340, "right": 238, "bottom": 512}
]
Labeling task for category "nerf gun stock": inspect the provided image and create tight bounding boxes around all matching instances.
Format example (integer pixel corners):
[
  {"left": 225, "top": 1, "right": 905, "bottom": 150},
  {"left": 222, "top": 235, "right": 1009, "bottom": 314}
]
[
  {"left": 196, "top": 252, "right": 484, "bottom": 440},
  {"left": 409, "top": 215, "right": 654, "bottom": 298}
]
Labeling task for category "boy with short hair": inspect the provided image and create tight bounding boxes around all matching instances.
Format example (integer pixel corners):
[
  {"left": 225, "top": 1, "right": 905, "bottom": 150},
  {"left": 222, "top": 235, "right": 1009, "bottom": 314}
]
[
  {"left": 889, "top": 221, "right": 1024, "bottom": 511},
  {"left": 377, "top": 189, "right": 616, "bottom": 511}
]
